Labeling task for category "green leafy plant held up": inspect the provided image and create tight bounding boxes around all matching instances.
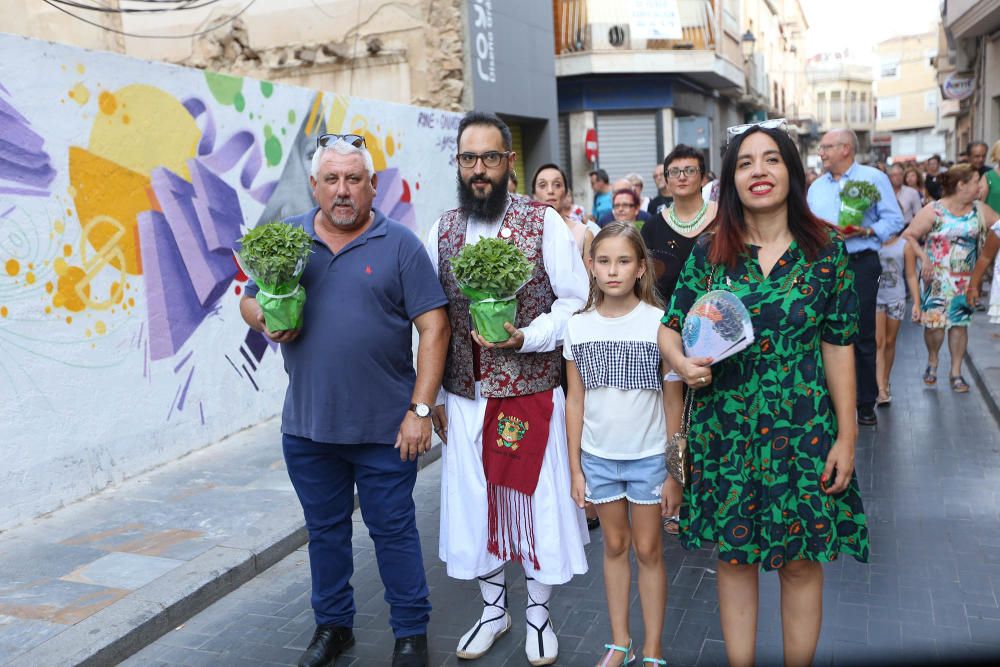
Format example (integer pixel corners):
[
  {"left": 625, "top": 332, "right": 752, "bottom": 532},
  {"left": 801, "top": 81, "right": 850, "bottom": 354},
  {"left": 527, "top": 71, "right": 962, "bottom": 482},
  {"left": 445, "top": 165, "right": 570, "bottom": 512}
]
[
  {"left": 450, "top": 237, "right": 534, "bottom": 343},
  {"left": 236, "top": 222, "right": 313, "bottom": 333},
  {"left": 450, "top": 237, "right": 534, "bottom": 297}
]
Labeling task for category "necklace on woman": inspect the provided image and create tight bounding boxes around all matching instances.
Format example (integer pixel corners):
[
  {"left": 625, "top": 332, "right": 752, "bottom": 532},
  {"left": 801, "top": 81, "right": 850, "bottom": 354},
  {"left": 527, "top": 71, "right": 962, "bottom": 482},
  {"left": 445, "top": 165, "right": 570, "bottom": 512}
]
[{"left": 667, "top": 200, "right": 709, "bottom": 231}]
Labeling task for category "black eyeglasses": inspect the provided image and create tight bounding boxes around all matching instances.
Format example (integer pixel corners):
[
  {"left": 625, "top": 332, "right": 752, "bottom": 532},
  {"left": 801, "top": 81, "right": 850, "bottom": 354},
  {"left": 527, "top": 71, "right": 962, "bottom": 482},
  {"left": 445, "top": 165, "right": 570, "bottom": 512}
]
[
  {"left": 667, "top": 166, "right": 702, "bottom": 178},
  {"left": 457, "top": 151, "right": 511, "bottom": 168},
  {"left": 317, "top": 133, "right": 366, "bottom": 149}
]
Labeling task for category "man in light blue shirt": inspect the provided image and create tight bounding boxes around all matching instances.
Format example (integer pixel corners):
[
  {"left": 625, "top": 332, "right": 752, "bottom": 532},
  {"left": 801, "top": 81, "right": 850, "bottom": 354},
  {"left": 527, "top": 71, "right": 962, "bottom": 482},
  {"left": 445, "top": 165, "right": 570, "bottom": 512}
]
[{"left": 808, "top": 129, "right": 904, "bottom": 427}]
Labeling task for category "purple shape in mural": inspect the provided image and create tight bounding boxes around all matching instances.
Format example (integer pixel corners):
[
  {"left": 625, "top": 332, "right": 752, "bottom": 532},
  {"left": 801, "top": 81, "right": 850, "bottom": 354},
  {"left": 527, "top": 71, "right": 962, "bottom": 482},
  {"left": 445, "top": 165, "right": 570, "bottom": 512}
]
[
  {"left": 189, "top": 159, "right": 243, "bottom": 253},
  {"left": 149, "top": 166, "right": 237, "bottom": 307},
  {"left": 0, "top": 82, "right": 56, "bottom": 196},
  {"left": 373, "top": 168, "right": 416, "bottom": 232},
  {"left": 138, "top": 211, "right": 209, "bottom": 361}
]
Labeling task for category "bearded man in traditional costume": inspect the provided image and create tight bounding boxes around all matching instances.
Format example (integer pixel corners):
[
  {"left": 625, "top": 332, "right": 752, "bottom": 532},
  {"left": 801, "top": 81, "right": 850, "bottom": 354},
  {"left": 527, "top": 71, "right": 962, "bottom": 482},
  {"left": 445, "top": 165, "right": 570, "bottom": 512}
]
[{"left": 426, "top": 112, "right": 590, "bottom": 665}]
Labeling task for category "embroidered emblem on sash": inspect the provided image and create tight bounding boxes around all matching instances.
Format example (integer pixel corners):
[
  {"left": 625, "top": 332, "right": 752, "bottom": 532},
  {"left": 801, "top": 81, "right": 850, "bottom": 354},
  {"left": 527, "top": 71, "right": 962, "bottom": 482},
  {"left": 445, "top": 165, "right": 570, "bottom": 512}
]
[{"left": 496, "top": 412, "right": 529, "bottom": 451}]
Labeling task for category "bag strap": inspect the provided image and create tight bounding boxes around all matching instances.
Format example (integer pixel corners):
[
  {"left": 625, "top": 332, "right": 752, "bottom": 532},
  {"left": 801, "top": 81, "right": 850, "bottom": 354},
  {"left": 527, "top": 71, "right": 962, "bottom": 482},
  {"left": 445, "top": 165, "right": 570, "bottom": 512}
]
[{"left": 678, "top": 385, "right": 695, "bottom": 439}]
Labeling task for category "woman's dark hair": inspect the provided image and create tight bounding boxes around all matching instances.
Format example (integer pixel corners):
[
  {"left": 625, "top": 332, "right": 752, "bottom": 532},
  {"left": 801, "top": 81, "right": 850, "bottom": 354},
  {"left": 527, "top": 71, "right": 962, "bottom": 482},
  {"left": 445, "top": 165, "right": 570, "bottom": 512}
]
[
  {"left": 457, "top": 111, "right": 512, "bottom": 151},
  {"left": 662, "top": 144, "right": 705, "bottom": 175},
  {"left": 611, "top": 188, "right": 639, "bottom": 206},
  {"left": 708, "top": 126, "right": 831, "bottom": 268},
  {"left": 939, "top": 163, "right": 979, "bottom": 197},
  {"left": 531, "top": 163, "right": 568, "bottom": 194}
]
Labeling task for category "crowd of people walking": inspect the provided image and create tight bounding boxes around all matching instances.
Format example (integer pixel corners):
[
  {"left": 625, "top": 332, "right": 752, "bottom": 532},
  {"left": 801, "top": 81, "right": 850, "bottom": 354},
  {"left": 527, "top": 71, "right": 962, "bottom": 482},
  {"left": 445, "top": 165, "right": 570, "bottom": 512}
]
[{"left": 238, "top": 113, "right": 1000, "bottom": 667}]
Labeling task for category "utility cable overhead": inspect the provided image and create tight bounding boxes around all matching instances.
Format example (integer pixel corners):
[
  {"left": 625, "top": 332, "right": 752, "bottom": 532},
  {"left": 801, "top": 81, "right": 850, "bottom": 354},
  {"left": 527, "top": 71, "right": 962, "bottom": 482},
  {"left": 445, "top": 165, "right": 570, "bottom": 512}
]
[
  {"left": 46, "top": 0, "right": 228, "bottom": 14},
  {"left": 42, "top": 0, "right": 258, "bottom": 38},
  {"left": 46, "top": 0, "right": 223, "bottom": 12}
]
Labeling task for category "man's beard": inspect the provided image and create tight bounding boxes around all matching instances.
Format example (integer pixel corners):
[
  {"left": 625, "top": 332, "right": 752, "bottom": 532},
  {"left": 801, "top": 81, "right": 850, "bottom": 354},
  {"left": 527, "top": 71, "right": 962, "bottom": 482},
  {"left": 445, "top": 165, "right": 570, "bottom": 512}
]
[
  {"left": 327, "top": 197, "right": 361, "bottom": 228},
  {"left": 457, "top": 169, "right": 510, "bottom": 220}
]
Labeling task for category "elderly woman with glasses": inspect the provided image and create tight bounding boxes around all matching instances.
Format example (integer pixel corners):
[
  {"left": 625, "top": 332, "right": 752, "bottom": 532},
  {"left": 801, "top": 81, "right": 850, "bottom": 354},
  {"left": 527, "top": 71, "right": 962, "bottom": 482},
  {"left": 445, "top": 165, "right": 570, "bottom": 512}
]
[{"left": 611, "top": 188, "right": 643, "bottom": 228}]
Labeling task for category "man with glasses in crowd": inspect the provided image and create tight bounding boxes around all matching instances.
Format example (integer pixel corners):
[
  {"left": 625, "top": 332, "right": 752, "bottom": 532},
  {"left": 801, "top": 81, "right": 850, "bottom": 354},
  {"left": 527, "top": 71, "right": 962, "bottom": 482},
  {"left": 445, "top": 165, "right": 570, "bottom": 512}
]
[
  {"left": 647, "top": 161, "right": 673, "bottom": 217},
  {"left": 240, "top": 133, "right": 449, "bottom": 667},
  {"left": 427, "top": 111, "right": 590, "bottom": 666},
  {"left": 807, "top": 128, "right": 904, "bottom": 427}
]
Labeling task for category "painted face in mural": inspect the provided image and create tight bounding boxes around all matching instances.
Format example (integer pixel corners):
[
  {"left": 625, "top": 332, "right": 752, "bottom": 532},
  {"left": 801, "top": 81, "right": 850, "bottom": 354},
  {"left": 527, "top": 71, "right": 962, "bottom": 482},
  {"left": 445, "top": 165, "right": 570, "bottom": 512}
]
[
  {"left": 456, "top": 124, "right": 513, "bottom": 220},
  {"left": 311, "top": 149, "right": 377, "bottom": 231}
]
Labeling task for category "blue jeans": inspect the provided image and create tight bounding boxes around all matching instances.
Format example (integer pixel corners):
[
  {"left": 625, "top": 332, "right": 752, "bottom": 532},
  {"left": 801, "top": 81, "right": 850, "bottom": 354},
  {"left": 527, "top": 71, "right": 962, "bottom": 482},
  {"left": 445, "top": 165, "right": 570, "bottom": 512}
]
[{"left": 282, "top": 434, "right": 430, "bottom": 637}]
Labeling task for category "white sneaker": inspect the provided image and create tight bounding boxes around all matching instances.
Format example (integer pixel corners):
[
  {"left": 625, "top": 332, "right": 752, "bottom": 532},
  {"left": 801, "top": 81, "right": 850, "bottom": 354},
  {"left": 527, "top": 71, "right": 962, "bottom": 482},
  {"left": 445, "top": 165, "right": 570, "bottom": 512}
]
[
  {"left": 456, "top": 609, "right": 512, "bottom": 659},
  {"left": 524, "top": 617, "right": 558, "bottom": 666}
]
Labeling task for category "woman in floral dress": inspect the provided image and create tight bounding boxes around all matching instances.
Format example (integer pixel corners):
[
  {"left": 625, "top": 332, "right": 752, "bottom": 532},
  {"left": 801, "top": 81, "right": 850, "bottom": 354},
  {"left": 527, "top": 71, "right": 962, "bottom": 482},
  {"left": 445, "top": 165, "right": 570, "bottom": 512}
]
[
  {"left": 659, "top": 125, "right": 868, "bottom": 667},
  {"left": 902, "top": 164, "right": 998, "bottom": 392}
]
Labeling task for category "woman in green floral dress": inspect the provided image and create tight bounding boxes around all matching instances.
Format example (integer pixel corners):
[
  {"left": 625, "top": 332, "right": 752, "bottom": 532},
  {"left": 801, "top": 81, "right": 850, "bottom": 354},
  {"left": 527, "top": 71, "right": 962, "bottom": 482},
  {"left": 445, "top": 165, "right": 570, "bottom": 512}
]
[{"left": 659, "top": 125, "right": 869, "bottom": 667}]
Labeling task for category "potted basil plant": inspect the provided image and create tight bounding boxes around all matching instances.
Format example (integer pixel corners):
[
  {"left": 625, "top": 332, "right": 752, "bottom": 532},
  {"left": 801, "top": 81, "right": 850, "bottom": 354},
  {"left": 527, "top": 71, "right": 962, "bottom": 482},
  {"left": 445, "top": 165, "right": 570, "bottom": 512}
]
[
  {"left": 235, "top": 222, "right": 312, "bottom": 332},
  {"left": 837, "top": 180, "right": 881, "bottom": 231},
  {"left": 450, "top": 237, "right": 534, "bottom": 343}
]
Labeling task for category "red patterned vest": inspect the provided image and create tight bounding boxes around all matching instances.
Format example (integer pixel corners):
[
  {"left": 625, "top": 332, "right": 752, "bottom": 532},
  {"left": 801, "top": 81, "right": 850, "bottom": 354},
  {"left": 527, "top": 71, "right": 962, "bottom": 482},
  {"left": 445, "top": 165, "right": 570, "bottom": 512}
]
[{"left": 438, "top": 195, "right": 562, "bottom": 399}]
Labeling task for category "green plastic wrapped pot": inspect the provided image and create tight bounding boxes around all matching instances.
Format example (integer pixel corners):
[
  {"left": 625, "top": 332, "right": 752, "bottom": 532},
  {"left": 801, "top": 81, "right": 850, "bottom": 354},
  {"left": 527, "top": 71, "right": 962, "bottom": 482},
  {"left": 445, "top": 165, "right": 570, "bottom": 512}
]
[
  {"left": 837, "top": 197, "right": 869, "bottom": 228},
  {"left": 470, "top": 297, "right": 518, "bottom": 343},
  {"left": 256, "top": 280, "right": 306, "bottom": 333}
]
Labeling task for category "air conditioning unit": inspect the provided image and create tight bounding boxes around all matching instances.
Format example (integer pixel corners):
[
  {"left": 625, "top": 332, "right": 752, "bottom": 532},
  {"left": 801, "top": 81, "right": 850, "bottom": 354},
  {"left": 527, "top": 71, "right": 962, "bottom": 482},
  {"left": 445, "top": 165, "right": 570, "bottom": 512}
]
[{"left": 590, "top": 23, "right": 631, "bottom": 50}]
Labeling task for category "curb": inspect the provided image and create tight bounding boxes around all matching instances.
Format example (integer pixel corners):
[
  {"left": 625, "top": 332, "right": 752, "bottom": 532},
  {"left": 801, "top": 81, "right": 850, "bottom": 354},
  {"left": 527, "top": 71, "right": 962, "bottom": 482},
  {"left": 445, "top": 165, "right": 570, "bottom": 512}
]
[
  {"left": 966, "top": 351, "right": 1000, "bottom": 426},
  {"left": 965, "top": 345, "right": 1000, "bottom": 428},
  {"left": 7, "top": 443, "right": 443, "bottom": 667}
]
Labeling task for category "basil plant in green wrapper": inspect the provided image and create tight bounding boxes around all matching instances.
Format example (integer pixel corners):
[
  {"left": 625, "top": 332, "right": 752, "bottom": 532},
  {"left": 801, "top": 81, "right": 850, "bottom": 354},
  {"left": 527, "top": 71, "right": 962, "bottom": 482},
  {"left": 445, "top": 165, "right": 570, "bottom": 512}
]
[
  {"left": 235, "top": 222, "right": 313, "bottom": 332},
  {"left": 838, "top": 180, "right": 881, "bottom": 230},
  {"left": 450, "top": 237, "right": 534, "bottom": 343}
]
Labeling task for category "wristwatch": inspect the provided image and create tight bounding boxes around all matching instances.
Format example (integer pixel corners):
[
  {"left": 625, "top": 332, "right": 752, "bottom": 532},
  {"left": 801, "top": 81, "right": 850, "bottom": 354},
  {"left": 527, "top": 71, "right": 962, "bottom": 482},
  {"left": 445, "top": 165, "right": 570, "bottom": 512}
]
[{"left": 409, "top": 402, "right": 431, "bottom": 418}]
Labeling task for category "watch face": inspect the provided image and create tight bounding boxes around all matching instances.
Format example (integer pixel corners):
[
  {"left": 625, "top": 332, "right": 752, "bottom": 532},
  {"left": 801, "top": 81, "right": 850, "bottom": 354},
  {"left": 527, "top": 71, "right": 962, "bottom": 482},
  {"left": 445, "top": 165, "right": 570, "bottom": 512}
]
[{"left": 414, "top": 403, "right": 431, "bottom": 417}]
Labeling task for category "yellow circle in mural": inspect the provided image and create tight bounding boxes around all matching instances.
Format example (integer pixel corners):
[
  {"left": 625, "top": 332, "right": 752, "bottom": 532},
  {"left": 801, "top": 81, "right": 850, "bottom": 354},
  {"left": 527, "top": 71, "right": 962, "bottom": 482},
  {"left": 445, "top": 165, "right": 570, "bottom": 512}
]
[{"left": 89, "top": 84, "right": 200, "bottom": 181}]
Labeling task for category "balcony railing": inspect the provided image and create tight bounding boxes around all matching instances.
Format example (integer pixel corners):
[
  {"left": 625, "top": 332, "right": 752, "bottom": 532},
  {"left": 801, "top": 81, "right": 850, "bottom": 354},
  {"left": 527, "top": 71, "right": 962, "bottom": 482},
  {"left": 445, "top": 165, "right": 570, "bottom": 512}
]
[{"left": 554, "top": 0, "right": 718, "bottom": 55}]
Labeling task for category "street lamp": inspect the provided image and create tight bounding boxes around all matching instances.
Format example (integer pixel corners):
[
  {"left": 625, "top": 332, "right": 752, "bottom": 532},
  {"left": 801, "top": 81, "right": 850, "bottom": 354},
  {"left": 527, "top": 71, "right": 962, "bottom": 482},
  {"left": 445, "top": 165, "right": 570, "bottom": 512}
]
[{"left": 741, "top": 30, "right": 756, "bottom": 60}]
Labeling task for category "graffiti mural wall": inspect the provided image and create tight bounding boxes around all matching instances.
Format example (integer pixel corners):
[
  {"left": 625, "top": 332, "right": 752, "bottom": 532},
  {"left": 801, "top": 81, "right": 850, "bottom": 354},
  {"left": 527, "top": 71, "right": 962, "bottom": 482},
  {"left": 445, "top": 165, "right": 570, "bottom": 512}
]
[{"left": 0, "top": 33, "right": 461, "bottom": 531}]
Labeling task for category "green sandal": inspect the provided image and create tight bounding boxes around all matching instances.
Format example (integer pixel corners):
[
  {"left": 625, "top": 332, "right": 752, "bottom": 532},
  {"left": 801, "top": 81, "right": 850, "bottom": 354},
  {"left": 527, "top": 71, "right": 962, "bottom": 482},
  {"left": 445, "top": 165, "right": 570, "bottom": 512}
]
[
  {"left": 598, "top": 639, "right": 635, "bottom": 666},
  {"left": 643, "top": 658, "right": 668, "bottom": 665}
]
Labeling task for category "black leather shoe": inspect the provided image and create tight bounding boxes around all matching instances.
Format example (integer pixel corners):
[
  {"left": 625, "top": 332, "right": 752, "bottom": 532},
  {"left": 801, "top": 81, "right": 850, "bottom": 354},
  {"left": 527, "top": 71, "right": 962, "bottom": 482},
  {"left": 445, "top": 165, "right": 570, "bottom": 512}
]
[
  {"left": 298, "top": 625, "right": 354, "bottom": 667},
  {"left": 857, "top": 405, "right": 877, "bottom": 426},
  {"left": 392, "top": 634, "right": 428, "bottom": 667}
]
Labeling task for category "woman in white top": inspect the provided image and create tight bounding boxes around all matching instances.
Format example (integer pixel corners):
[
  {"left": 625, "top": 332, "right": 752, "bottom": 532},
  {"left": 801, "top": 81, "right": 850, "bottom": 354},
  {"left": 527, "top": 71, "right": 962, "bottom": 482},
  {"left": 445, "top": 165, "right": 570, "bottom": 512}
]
[
  {"left": 565, "top": 222, "right": 683, "bottom": 666},
  {"left": 532, "top": 163, "right": 593, "bottom": 260}
]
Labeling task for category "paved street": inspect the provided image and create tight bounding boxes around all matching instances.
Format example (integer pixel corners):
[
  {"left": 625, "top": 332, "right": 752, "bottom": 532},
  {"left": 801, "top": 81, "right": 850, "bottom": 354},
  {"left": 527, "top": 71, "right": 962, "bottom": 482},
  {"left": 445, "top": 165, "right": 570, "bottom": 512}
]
[{"left": 123, "top": 319, "right": 1000, "bottom": 667}]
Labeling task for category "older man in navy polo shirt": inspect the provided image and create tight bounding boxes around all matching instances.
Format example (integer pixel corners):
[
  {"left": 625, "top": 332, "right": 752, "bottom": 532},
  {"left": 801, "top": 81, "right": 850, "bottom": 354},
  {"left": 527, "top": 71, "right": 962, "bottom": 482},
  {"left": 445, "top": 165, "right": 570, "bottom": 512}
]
[
  {"left": 808, "top": 128, "right": 903, "bottom": 427},
  {"left": 240, "top": 135, "right": 449, "bottom": 667}
]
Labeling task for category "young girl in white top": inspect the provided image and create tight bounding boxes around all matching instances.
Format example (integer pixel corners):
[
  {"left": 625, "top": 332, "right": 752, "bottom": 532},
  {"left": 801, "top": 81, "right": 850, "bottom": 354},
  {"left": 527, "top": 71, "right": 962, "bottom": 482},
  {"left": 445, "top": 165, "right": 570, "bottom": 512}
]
[{"left": 565, "top": 222, "right": 683, "bottom": 666}]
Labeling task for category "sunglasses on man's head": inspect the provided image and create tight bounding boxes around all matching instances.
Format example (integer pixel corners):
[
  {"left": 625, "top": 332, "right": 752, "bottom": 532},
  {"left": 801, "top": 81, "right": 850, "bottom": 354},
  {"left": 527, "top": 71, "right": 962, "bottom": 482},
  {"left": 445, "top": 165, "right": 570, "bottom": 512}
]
[{"left": 317, "top": 133, "right": 366, "bottom": 149}]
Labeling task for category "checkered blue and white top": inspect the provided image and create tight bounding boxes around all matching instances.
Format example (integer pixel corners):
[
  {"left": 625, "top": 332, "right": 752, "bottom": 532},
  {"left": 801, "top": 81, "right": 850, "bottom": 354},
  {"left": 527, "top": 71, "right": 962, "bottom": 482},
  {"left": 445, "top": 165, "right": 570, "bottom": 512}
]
[
  {"left": 569, "top": 339, "right": 662, "bottom": 391},
  {"left": 563, "top": 301, "right": 668, "bottom": 460}
]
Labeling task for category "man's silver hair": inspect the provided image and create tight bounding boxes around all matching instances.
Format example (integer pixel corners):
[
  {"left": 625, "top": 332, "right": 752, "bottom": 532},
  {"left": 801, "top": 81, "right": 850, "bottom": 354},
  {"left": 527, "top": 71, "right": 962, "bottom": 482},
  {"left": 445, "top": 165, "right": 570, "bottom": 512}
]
[
  {"left": 828, "top": 128, "right": 859, "bottom": 155},
  {"left": 311, "top": 139, "right": 376, "bottom": 179},
  {"left": 625, "top": 172, "right": 644, "bottom": 188}
]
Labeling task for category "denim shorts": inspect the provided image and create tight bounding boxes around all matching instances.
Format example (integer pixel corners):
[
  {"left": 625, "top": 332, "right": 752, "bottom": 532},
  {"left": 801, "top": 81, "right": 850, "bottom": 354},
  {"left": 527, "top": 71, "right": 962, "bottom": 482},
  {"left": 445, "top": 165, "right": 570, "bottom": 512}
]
[{"left": 581, "top": 451, "right": 667, "bottom": 505}]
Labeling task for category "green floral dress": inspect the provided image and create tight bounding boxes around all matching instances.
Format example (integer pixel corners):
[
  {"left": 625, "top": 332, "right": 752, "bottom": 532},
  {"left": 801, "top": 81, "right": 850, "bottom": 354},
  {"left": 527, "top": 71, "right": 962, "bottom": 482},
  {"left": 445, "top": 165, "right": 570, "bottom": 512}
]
[{"left": 662, "top": 231, "right": 869, "bottom": 571}]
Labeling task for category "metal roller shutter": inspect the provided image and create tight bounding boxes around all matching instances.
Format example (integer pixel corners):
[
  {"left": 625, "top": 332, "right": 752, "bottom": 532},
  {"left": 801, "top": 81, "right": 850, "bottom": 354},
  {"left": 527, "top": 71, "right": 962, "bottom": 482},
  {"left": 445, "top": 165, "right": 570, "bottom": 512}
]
[
  {"left": 596, "top": 112, "right": 658, "bottom": 183},
  {"left": 558, "top": 114, "right": 571, "bottom": 184},
  {"left": 509, "top": 122, "right": 525, "bottom": 194}
]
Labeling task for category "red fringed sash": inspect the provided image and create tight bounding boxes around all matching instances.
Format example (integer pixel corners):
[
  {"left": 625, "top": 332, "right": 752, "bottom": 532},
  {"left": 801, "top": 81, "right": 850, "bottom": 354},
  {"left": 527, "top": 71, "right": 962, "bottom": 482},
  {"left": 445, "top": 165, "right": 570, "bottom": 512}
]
[{"left": 482, "top": 390, "right": 553, "bottom": 569}]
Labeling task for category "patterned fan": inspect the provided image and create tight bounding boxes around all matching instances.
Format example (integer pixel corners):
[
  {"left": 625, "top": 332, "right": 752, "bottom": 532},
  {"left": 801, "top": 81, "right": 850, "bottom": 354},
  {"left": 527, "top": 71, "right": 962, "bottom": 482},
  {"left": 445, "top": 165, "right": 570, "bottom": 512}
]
[{"left": 667, "top": 290, "right": 754, "bottom": 381}]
